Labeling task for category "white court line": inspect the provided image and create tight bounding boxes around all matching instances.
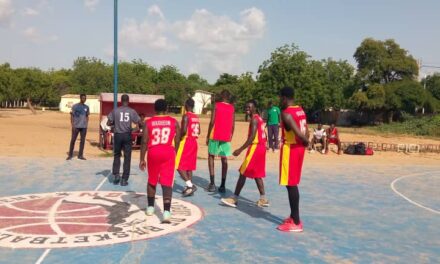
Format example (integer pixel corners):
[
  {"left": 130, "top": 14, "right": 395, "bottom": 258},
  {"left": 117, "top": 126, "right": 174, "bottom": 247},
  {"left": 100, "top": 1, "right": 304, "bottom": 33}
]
[
  {"left": 35, "top": 176, "right": 109, "bottom": 264},
  {"left": 390, "top": 173, "right": 440, "bottom": 215}
]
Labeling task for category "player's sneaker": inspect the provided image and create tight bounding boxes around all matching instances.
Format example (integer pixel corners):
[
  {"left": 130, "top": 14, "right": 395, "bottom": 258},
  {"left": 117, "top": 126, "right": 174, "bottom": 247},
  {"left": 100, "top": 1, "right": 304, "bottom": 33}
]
[
  {"left": 309, "top": 149, "right": 315, "bottom": 153},
  {"left": 162, "top": 211, "right": 171, "bottom": 224},
  {"left": 66, "top": 156, "right": 72, "bottom": 160},
  {"left": 218, "top": 185, "right": 226, "bottom": 193},
  {"left": 256, "top": 198, "right": 270, "bottom": 207},
  {"left": 206, "top": 183, "right": 216, "bottom": 192},
  {"left": 221, "top": 197, "right": 237, "bottom": 208},
  {"left": 277, "top": 217, "right": 303, "bottom": 232},
  {"left": 78, "top": 156, "right": 87, "bottom": 160},
  {"left": 182, "top": 186, "right": 197, "bottom": 197},
  {"left": 145, "top": 206, "right": 155, "bottom": 216},
  {"left": 321, "top": 149, "right": 325, "bottom": 154}
]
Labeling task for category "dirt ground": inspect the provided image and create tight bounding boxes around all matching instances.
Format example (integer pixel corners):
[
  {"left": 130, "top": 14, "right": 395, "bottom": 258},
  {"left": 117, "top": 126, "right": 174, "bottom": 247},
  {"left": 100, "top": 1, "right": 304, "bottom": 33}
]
[{"left": 1, "top": 109, "right": 439, "bottom": 166}]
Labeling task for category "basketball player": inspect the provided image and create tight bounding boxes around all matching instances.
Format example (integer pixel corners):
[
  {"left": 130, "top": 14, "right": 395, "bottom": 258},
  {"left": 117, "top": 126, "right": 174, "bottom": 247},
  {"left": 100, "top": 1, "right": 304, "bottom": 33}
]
[
  {"left": 139, "top": 99, "right": 180, "bottom": 224},
  {"left": 277, "top": 87, "right": 309, "bottom": 232},
  {"left": 206, "top": 90, "right": 235, "bottom": 193},
  {"left": 176, "top": 98, "right": 200, "bottom": 197},
  {"left": 221, "top": 100, "right": 269, "bottom": 208}
]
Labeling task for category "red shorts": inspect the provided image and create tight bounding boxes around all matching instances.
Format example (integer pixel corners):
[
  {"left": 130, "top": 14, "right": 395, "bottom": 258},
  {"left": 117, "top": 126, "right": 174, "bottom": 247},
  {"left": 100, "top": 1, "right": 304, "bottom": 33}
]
[
  {"left": 328, "top": 138, "right": 339, "bottom": 144},
  {"left": 176, "top": 138, "right": 198, "bottom": 171},
  {"left": 279, "top": 144, "right": 305, "bottom": 186},
  {"left": 239, "top": 144, "right": 266, "bottom": 178},
  {"left": 147, "top": 146, "right": 176, "bottom": 187}
]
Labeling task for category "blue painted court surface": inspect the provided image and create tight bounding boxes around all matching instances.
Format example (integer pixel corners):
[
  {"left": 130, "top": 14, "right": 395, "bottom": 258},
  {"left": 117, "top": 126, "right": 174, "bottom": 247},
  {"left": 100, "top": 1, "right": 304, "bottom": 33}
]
[{"left": 0, "top": 157, "right": 438, "bottom": 263}]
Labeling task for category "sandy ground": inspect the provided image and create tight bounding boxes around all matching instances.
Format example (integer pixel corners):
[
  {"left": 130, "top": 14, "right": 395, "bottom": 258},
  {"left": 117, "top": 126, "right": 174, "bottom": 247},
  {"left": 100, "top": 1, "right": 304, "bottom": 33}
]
[{"left": 1, "top": 109, "right": 439, "bottom": 166}]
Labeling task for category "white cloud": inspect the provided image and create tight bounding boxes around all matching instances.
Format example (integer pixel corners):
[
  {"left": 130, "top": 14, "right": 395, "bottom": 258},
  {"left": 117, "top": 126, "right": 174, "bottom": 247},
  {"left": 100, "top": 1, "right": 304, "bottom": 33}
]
[
  {"left": 23, "top": 27, "right": 58, "bottom": 44},
  {"left": 120, "top": 5, "right": 176, "bottom": 51},
  {"left": 173, "top": 7, "right": 266, "bottom": 74},
  {"left": 148, "top": 4, "right": 164, "bottom": 20},
  {"left": 116, "top": 5, "right": 265, "bottom": 78},
  {"left": 23, "top": 7, "right": 39, "bottom": 16},
  {"left": 0, "top": 0, "right": 14, "bottom": 27},
  {"left": 84, "top": 0, "right": 100, "bottom": 11}
]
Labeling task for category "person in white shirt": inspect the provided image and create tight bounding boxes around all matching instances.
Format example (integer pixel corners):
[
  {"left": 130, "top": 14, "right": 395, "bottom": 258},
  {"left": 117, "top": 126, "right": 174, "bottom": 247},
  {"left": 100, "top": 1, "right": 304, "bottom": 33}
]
[{"left": 309, "top": 123, "right": 327, "bottom": 154}]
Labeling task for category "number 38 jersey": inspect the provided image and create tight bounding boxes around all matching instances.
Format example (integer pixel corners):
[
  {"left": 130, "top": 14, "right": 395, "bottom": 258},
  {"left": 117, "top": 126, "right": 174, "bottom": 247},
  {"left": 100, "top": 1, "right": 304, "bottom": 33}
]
[
  {"left": 281, "top": 106, "right": 307, "bottom": 146},
  {"left": 146, "top": 115, "right": 177, "bottom": 149}
]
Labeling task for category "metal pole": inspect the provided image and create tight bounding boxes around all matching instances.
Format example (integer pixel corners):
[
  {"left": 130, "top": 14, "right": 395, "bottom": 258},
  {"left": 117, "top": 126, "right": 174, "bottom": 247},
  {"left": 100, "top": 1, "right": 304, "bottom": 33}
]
[{"left": 113, "top": 0, "right": 118, "bottom": 110}]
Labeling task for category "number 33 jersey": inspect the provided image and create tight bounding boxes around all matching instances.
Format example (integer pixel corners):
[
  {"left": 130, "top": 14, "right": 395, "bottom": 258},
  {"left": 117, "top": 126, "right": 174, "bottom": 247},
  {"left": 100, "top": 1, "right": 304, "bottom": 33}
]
[
  {"left": 146, "top": 115, "right": 177, "bottom": 149},
  {"left": 176, "top": 112, "right": 200, "bottom": 171},
  {"left": 281, "top": 106, "right": 307, "bottom": 146}
]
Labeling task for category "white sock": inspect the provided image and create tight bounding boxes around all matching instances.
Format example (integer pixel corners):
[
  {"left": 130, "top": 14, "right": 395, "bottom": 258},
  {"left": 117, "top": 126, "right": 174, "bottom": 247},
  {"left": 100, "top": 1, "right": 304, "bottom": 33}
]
[{"left": 186, "top": 181, "right": 193, "bottom": 188}]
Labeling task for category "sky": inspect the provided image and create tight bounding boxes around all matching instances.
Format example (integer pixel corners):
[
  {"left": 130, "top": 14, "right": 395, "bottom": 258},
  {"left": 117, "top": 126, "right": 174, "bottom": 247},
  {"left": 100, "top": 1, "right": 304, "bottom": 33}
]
[{"left": 1, "top": 0, "right": 439, "bottom": 83}]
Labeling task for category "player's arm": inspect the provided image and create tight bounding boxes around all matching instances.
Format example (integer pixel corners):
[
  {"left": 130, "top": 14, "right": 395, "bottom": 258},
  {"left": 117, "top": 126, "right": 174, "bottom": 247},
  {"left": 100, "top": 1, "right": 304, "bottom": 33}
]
[
  {"left": 70, "top": 112, "right": 73, "bottom": 127},
  {"left": 180, "top": 115, "right": 188, "bottom": 138},
  {"left": 139, "top": 125, "right": 149, "bottom": 171},
  {"left": 281, "top": 112, "right": 309, "bottom": 146},
  {"left": 206, "top": 107, "right": 215, "bottom": 145},
  {"left": 86, "top": 106, "right": 90, "bottom": 124},
  {"left": 233, "top": 117, "right": 257, "bottom": 156},
  {"left": 174, "top": 121, "right": 181, "bottom": 152}
]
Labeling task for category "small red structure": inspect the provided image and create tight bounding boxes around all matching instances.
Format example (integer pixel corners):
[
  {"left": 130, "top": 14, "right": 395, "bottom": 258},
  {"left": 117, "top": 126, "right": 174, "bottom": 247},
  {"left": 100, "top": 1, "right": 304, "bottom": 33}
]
[{"left": 99, "top": 93, "right": 164, "bottom": 150}]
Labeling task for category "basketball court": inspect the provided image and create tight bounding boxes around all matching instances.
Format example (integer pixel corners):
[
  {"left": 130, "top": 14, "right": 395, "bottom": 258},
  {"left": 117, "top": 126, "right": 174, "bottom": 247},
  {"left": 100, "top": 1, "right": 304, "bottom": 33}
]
[{"left": 0, "top": 156, "right": 438, "bottom": 263}]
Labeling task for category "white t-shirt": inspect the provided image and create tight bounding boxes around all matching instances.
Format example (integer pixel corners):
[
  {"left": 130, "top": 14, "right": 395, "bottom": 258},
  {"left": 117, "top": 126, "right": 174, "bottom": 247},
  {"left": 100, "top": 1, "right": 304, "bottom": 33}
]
[{"left": 313, "top": 128, "right": 326, "bottom": 140}]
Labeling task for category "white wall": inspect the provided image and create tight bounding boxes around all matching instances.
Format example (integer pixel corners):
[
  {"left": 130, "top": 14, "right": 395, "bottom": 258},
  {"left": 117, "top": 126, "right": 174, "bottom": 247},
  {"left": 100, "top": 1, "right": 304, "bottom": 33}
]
[
  {"left": 192, "top": 92, "right": 212, "bottom": 114},
  {"left": 59, "top": 98, "right": 100, "bottom": 114}
]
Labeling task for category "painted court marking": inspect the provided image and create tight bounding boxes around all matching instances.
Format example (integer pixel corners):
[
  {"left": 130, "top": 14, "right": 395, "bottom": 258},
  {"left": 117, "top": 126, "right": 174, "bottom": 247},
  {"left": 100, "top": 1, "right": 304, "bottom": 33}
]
[
  {"left": 390, "top": 172, "right": 440, "bottom": 215},
  {"left": 35, "top": 176, "right": 108, "bottom": 264}
]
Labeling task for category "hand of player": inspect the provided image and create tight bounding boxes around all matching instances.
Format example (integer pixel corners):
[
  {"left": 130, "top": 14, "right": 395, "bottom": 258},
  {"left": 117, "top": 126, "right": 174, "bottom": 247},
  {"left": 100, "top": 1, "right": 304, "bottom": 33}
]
[
  {"left": 232, "top": 149, "right": 242, "bottom": 157},
  {"left": 139, "top": 160, "right": 146, "bottom": 171}
]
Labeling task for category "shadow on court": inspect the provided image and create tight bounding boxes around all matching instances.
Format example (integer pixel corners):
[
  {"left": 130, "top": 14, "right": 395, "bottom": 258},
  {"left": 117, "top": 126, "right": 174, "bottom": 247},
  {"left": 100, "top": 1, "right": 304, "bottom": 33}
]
[{"left": 191, "top": 175, "right": 283, "bottom": 225}]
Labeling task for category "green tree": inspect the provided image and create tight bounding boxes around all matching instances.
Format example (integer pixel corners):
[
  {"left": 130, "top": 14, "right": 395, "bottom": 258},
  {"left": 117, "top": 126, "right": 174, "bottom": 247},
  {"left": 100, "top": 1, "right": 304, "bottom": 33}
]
[
  {"left": 155, "top": 65, "right": 190, "bottom": 106},
  {"left": 0, "top": 63, "right": 19, "bottom": 102},
  {"left": 424, "top": 73, "right": 440, "bottom": 100},
  {"left": 70, "top": 57, "right": 112, "bottom": 94},
  {"left": 353, "top": 38, "right": 418, "bottom": 84},
  {"left": 15, "top": 68, "right": 52, "bottom": 113}
]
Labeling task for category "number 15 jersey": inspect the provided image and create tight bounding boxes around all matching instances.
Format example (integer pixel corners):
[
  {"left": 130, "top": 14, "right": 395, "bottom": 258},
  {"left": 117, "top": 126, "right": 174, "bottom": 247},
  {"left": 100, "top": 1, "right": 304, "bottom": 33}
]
[{"left": 146, "top": 115, "right": 177, "bottom": 149}]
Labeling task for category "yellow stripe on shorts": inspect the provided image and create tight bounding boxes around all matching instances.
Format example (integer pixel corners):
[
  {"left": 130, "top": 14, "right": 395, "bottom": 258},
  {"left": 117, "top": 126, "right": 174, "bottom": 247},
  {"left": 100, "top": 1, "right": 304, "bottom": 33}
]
[
  {"left": 280, "top": 144, "right": 290, "bottom": 186},
  {"left": 239, "top": 144, "right": 257, "bottom": 175},
  {"left": 175, "top": 136, "right": 187, "bottom": 169}
]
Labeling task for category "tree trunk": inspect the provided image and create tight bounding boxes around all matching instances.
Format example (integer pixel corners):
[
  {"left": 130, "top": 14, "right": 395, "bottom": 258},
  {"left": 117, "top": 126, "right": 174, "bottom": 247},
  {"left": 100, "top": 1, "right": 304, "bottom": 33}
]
[
  {"left": 27, "top": 97, "right": 36, "bottom": 114},
  {"left": 387, "top": 111, "right": 393, "bottom": 123}
]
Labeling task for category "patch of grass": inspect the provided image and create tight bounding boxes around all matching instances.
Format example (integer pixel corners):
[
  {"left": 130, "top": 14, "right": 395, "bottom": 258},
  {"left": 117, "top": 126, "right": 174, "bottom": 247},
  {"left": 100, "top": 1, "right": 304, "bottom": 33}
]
[
  {"left": 371, "top": 115, "right": 440, "bottom": 138},
  {"left": 98, "top": 151, "right": 113, "bottom": 158}
]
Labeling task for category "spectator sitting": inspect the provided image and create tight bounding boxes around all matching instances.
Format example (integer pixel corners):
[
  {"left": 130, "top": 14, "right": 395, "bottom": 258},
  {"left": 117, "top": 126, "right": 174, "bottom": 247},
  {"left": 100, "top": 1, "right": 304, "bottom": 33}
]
[
  {"left": 326, "top": 123, "right": 342, "bottom": 155},
  {"left": 309, "top": 123, "right": 326, "bottom": 154}
]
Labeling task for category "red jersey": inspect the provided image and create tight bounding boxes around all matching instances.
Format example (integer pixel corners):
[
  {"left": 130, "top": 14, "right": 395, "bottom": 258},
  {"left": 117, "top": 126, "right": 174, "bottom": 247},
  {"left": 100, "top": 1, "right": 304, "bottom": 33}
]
[
  {"left": 281, "top": 106, "right": 307, "bottom": 146},
  {"left": 184, "top": 112, "right": 200, "bottom": 140},
  {"left": 210, "top": 102, "right": 234, "bottom": 142},
  {"left": 146, "top": 115, "right": 177, "bottom": 149},
  {"left": 249, "top": 114, "right": 267, "bottom": 145}
]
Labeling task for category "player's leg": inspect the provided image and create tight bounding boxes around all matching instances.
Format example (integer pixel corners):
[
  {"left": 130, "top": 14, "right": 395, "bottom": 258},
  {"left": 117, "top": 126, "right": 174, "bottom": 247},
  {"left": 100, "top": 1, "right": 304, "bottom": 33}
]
[
  {"left": 274, "top": 125, "right": 280, "bottom": 151},
  {"left": 221, "top": 174, "right": 245, "bottom": 208},
  {"left": 146, "top": 183, "right": 156, "bottom": 216},
  {"left": 321, "top": 137, "right": 327, "bottom": 154},
  {"left": 78, "top": 128, "right": 87, "bottom": 159},
  {"left": 255, "top": 178, "right": 269, "bottom": 207},
  {"left": 207, "top": 154, "right": 216, "bottom": 192},
  {"left": 181, "top": 170, "right": 197, "bottom": 197},
  {"left": 287, "top": 185, "right": 300, "bottom": 224},
  {"left": 121, "top": 132, "right": 132, "bottom": 185},
  {"left": 219, "top": 157, "right": 228, "bottom": 193},
  {"left": 161, "top": 185, "right": 173, "bottom": 223},
  {"left": 268, "top": 125, "right": 274, "bottom": 151},
  {"left": 67, "top": 128, "right": 80, "bottom": 159},
  {"left": 112, "top": 133, "right": 123, "bottom": 184}
]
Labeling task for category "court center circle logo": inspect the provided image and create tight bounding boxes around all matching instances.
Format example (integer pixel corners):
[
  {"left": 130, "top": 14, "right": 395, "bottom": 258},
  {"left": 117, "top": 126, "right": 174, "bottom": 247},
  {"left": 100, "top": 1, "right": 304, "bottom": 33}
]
[{"left": 0, "top": 191, "right": 203, "bottom": 249}]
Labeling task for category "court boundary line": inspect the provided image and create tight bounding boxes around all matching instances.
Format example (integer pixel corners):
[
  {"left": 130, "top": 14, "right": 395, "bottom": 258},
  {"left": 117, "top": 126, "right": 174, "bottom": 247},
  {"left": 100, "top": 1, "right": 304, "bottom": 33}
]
[
  {"left": 35, "top": 176, "right": 108, "bottom": 264},
  {"left": 390, "top": 172, "right": 440, "bottom": 215}
]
